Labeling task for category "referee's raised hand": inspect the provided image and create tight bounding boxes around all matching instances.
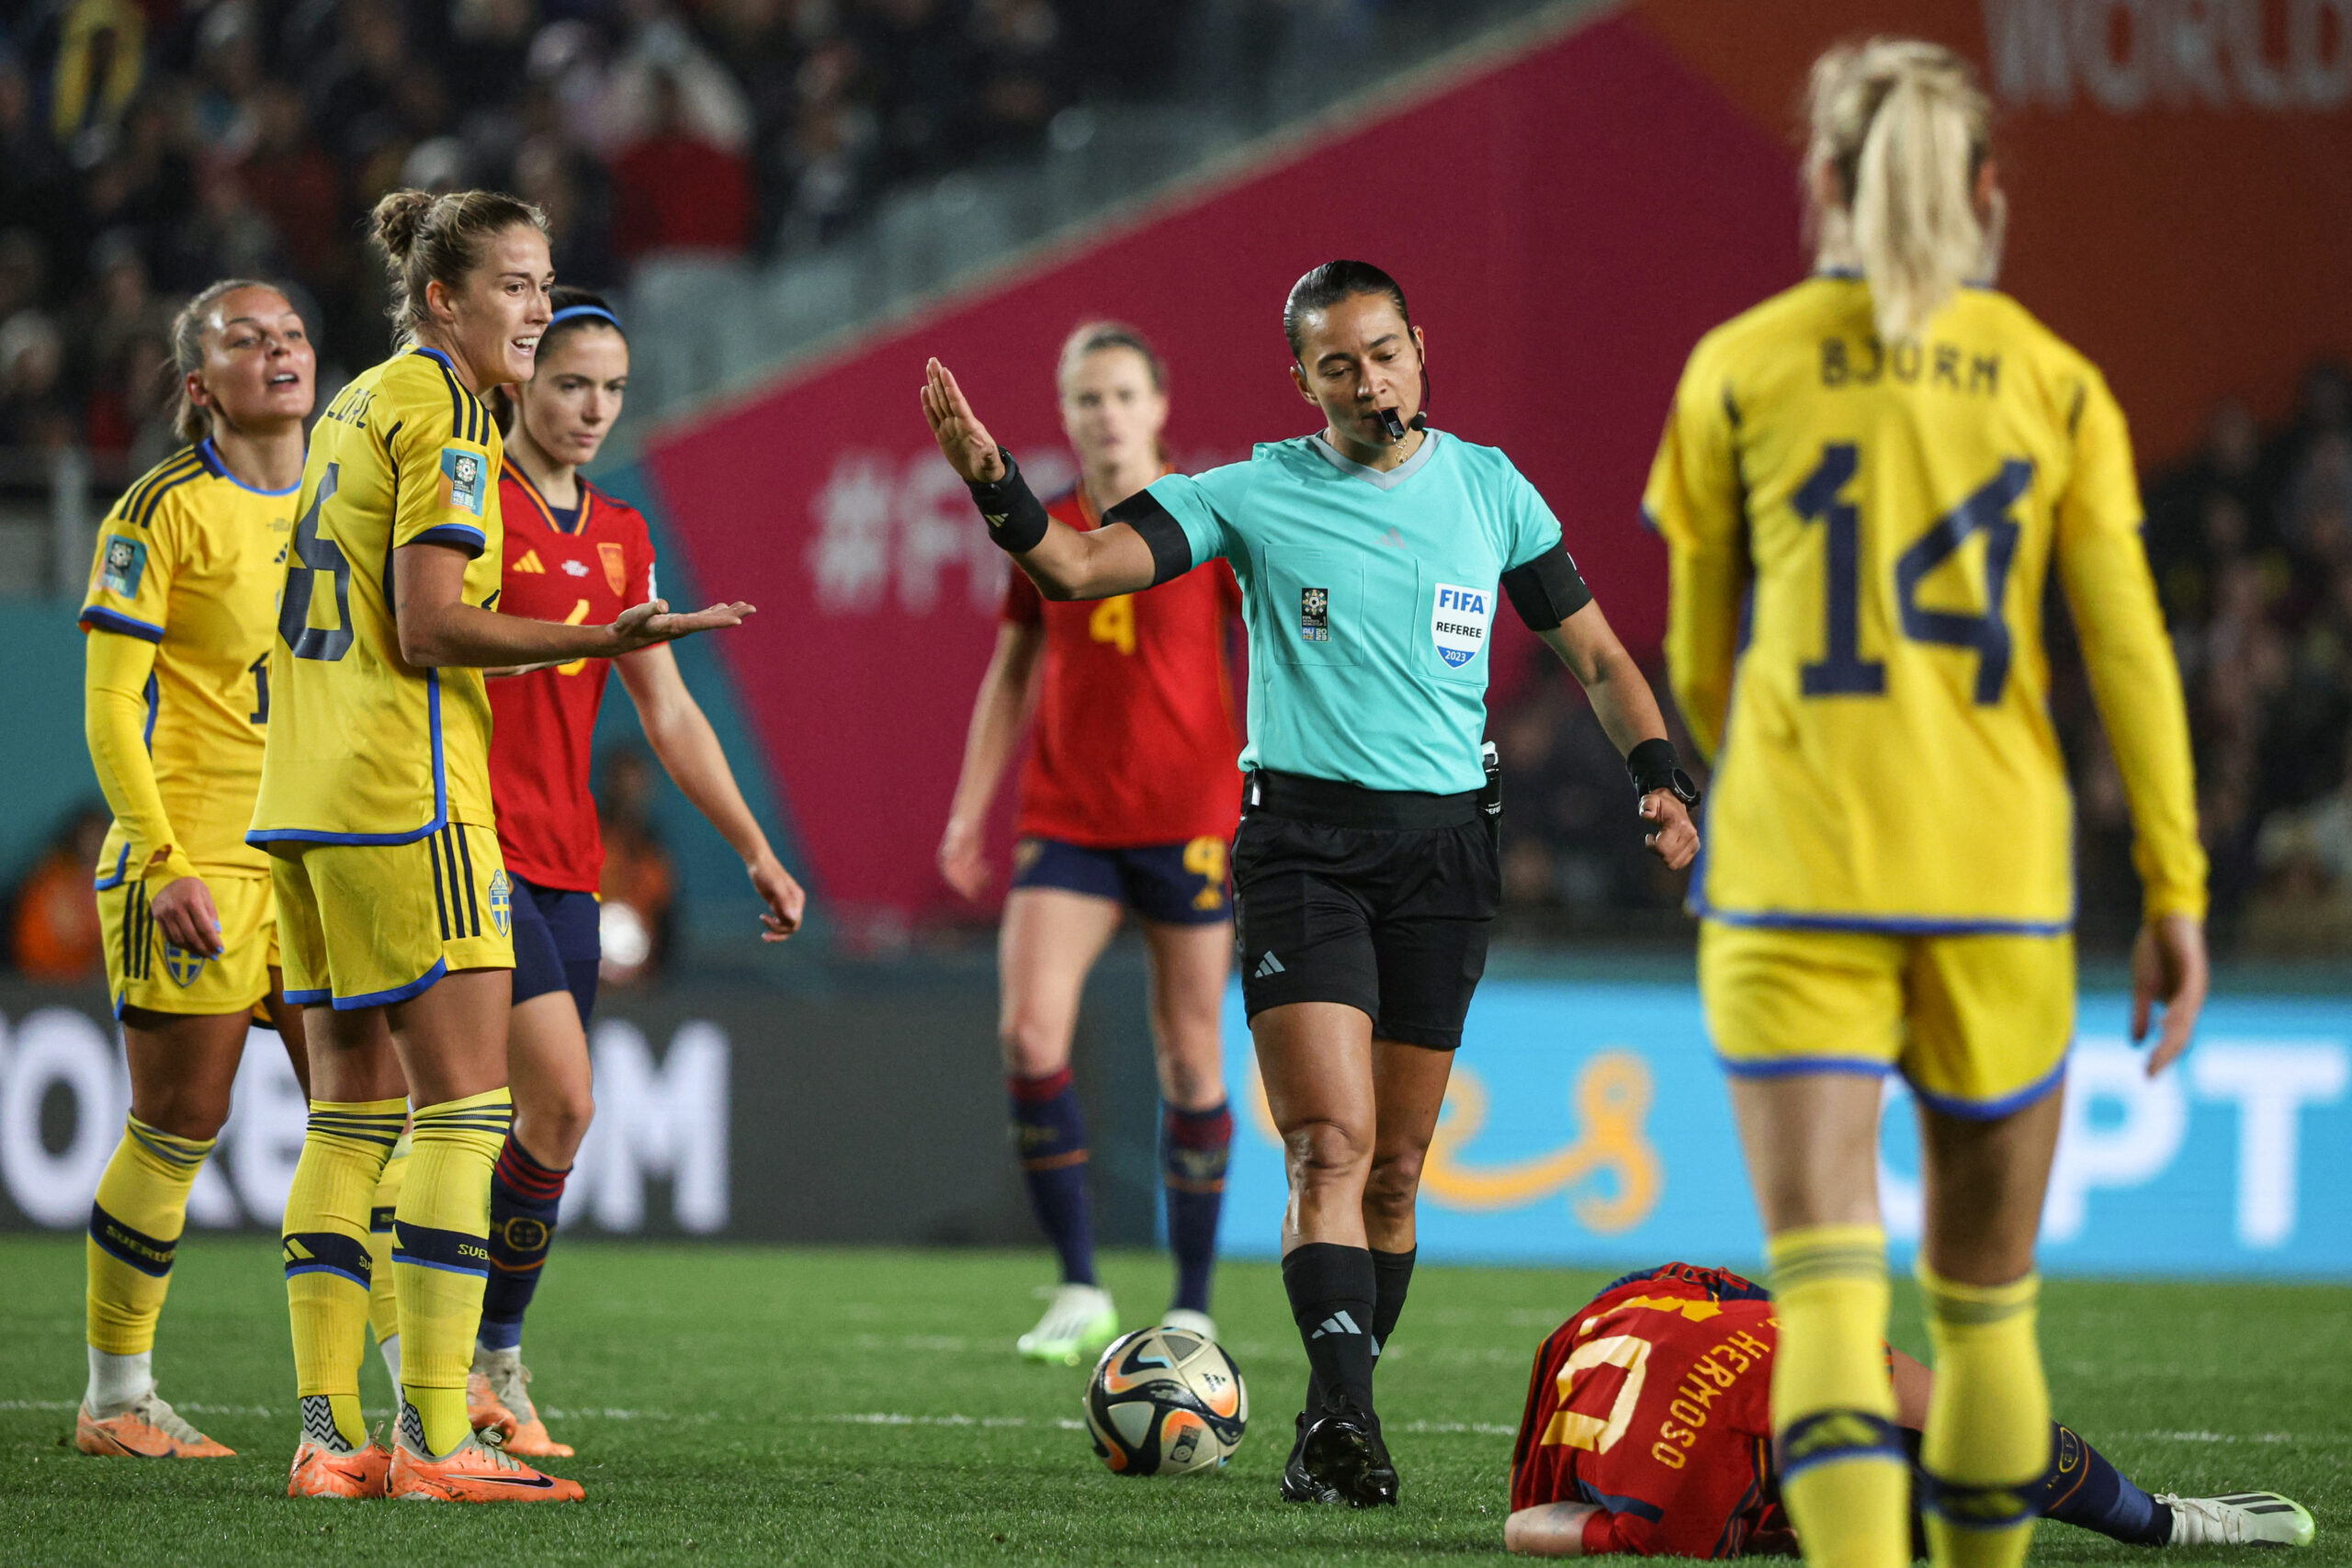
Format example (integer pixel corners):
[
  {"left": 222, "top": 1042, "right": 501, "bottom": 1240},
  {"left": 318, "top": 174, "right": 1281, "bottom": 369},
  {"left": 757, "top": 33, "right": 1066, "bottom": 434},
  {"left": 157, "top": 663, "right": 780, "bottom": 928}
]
[{"left": 922, "top": 359, "right": 1008, "bottom": 482}]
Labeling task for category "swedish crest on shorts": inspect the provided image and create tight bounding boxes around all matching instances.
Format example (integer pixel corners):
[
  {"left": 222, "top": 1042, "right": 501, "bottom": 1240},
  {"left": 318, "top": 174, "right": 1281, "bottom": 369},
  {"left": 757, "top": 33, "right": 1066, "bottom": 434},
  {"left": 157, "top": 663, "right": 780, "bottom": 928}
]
[
  {"left": 1300, "top": 586, "right": 1329, "bottom": 642},
  {"left": 488, "top": 870, "right": 513, "bottom": 937},
  {"left": 164, "top": 943, "right": 208, "bottom": 987}
]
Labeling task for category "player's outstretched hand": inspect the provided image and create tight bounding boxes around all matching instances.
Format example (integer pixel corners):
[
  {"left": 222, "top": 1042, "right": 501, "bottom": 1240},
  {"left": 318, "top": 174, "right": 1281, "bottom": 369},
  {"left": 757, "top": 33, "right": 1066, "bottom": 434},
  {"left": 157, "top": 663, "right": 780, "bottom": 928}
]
[
  {"left": 150, "top": 874, "right": 225, "bottom": 959},
  {"left": 2132, "top": 911, "right": 2209, "bottom": 1077},
  {"left": 748, "top": 852, "right": 806, "bottom": 942},
  {"left": 610, "top": 598, "right": 754, "bottom": 654},
  {"left": 937, "top": 816, "right": 989, "bottom": 901},
  {"left": 921, "top": 359, "right": 1008, "bottom": 484},
  {"left": 1640, "top": 792, "right": 1699, "bottom": 872}
]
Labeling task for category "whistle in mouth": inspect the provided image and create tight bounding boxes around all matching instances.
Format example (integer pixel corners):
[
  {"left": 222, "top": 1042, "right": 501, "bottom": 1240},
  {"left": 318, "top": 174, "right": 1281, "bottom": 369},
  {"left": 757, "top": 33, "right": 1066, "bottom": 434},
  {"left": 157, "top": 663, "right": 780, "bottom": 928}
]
[{"left": 1377, "top": 408, "right": 1407, "bottom": 442}]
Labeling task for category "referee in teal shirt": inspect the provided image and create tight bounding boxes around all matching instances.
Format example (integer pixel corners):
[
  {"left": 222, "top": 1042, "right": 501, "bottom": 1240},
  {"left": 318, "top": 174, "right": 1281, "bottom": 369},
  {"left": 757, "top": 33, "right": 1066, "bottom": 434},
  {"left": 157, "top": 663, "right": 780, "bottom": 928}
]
[{"left": 922, "top": 261, "right": 1700, "bottom": 1509}]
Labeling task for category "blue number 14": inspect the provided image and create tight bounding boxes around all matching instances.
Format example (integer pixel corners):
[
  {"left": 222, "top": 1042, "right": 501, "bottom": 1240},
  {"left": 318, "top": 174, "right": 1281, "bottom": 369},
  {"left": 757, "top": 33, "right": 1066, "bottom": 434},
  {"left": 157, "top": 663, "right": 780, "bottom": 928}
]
[{"left": 1794, "top": 444, "right": 2033, "bottom": 707}]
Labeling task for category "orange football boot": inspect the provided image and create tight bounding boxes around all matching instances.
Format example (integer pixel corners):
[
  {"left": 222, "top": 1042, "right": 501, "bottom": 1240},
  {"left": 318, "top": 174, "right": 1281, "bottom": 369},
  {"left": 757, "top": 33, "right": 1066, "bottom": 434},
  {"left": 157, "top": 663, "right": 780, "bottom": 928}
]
[
  {"left": 471, "top": 1349, "right": 572, "bottom": 1457},
  {"left": 287, "top": 1438, "right": 391, "bottom": 1498},
  {"left": 75, "top": 1392, "right": 233, "bottom": 1458},
  {"left": 389, "top": 1429, "right": 583, "bottom": 1503},
  {"left": 465, "top": 1369, "right": 520, "bottom": 1444}
]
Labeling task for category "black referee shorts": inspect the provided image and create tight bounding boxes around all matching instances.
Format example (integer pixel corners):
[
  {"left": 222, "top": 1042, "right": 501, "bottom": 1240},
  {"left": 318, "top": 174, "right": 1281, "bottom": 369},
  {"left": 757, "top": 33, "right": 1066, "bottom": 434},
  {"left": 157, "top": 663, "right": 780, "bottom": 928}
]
[{"left": 1231, "top": 770, "right": 1500, "bottom": 1050}]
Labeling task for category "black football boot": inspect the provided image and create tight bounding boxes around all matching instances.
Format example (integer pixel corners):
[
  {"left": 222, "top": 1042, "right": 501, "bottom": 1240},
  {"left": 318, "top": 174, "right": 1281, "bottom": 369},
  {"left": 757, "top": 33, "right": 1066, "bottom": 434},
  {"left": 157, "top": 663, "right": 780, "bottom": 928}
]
[
  {"left": 1299, "top": 1400, "right": 1398, "bottom": 1508},
  {"left": 1280, "top": 1411, "right": 1343, "bottom": 1504}
]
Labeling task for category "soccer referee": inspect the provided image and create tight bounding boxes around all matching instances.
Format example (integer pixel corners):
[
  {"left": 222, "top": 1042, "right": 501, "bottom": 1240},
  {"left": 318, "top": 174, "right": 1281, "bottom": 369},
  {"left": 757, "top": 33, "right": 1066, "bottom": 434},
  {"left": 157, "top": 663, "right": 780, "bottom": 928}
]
[{"left": 921, "top": 260, "right": 1699, "bottom": 1510}]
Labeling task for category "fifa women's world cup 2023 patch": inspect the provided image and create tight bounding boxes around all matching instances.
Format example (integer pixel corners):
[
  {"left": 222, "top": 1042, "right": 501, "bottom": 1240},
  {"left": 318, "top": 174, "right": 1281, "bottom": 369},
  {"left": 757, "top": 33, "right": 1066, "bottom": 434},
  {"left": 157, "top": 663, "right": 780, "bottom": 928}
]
[{"left": 440, "top": 448, "right": 487, "bottom": 517}]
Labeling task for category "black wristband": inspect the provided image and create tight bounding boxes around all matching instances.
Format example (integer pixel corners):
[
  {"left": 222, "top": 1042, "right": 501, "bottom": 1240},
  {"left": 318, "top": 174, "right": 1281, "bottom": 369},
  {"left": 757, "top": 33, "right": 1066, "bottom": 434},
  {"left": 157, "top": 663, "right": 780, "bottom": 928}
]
[
  {"left": 967, "top": 449, "right": 1049, "bottom": 553},
  {"left": 1626, "top": 738, "right": 1700, "bottom": 807}
]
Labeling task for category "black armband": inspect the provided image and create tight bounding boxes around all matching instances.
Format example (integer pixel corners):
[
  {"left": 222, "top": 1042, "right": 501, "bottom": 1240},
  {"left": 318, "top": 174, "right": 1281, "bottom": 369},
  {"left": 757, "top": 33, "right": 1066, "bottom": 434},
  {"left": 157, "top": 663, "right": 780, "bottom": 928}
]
[
  {"left": 967, "top": 449, "right": 1050, "bottom": 553},
  {"left": 1626, "top": 738, "right": 1700, "bottom": 807},
  {"left": 1102, "top": 489, "right": 1198, "bottom": 588},
  {"left": 1500, "top": 543, "right": 1594, "bottom": 630}
]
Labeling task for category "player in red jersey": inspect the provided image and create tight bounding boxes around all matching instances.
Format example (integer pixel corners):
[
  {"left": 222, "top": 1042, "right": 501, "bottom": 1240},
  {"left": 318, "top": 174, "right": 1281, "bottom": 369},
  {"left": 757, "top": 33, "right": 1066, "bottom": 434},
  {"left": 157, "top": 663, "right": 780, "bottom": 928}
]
[
  {"left": 419, "top": 287, "right": 807, "bottom": 1452},
  {"left": 1506, "top": 1263, "right": 2315, "bottom": 1557},
  {"left": 939, "top": 321, "right": 1244, "bottom": 1363}
]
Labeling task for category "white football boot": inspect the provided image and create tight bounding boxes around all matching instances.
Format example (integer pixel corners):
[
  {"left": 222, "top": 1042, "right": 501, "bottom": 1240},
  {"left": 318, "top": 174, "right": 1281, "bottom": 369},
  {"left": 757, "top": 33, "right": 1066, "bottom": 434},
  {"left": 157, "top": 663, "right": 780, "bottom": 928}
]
[
  {"left": 1016, "top": 1283, "right": 1117, "bottom": 1365},
  {"left": 2158, "top": 1492, "right": 2317, "bottom": 1547},
  {"left": 1160, "top": 1308, "right": 1218, "bottom": 1342}
]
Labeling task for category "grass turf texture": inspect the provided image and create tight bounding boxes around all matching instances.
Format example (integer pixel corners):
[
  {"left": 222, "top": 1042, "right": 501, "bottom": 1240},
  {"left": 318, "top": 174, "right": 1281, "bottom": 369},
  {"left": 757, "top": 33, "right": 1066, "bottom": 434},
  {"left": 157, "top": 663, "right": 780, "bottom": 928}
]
[{"left": 2, "top": 1236, "right": 2346, "bottom": 1565}]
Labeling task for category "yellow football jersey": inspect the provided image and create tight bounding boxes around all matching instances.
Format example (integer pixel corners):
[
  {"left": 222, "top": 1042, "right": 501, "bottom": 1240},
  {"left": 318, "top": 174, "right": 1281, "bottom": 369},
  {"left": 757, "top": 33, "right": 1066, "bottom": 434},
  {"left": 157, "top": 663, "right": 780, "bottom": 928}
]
[
  {"left": 1647, "top": 275, "right": 2205, "bottom": 930},
  {"left": 249, "top": 346, "right": 503, "bottom": 845},
  {"left": 80, "top": 440, "right": 300, "bottom": 883}
]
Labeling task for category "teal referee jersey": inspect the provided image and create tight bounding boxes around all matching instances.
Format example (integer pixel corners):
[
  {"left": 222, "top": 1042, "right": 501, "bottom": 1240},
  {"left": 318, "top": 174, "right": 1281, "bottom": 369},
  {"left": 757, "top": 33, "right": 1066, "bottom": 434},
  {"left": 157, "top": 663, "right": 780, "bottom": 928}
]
[{"left": 1141, "top": 431, "right": 1575, "bottom": 795}]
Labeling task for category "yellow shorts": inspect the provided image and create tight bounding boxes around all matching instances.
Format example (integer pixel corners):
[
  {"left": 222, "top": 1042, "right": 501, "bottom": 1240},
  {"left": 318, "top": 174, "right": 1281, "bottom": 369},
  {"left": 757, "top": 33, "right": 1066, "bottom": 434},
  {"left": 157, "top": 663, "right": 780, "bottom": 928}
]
[
  {"left": 270, "top": 823, "right": 514, "bottom": 1010},
  {"left": 1699, "top": 920, "right": 2075, "bottom": 1117},
  {"left": 99, "top": 871, "right": 277, "bottom": 1020}
]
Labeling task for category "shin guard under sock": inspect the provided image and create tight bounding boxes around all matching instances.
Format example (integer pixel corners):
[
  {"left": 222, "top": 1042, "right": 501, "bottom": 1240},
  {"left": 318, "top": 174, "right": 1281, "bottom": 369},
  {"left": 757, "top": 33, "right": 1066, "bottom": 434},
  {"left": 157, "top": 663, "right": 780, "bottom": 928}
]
[
  {"left": 479, "top": 1134, "right": 569, "bottom": 1351},
  {"left": 284, "top": 1098, "right": 405, "bottom": 1450},
  {"left": 1919, "top": 1264, "right": 2048, "bottom": 1568},
  {"left": 1010, "top": 1069, "right": 1095, "bottom": 1287},
  {"left": 1768, "top": 1224, "right": 1908, "bottom": 1568},
  {"left": 86, "top": 1117, "right": 214, "bottom": 1384},
  {"left": 1282, "top": 1242, "right": 1377, "bottom": 1416},
  {"left": 367, "top": 1133, "right": 408, "bottom": 1353},
  {"left": 394, "top": 1089, "right": 512, "bottom": 1455},
  {"left": 1161, "top": 1100, "right": 1230, "bottom": 1314}
]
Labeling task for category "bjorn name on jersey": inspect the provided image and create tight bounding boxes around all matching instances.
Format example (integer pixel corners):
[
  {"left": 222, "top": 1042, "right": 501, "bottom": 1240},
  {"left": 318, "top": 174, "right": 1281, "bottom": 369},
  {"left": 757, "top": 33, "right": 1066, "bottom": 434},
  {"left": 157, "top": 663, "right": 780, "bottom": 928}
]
[{"left": 1430, "top": 583, "right": 1493, "bottom": 669}]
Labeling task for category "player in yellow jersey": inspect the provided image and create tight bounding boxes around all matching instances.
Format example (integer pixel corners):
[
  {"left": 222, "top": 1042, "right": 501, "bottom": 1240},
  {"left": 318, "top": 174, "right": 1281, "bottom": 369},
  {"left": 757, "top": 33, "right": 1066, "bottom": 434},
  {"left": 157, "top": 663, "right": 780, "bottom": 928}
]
[
  {"left": 74, "top": 278, "right": 316, "bottom": 1460},
  {"left": 254, "top": 188, "right": 752, "bottom": 1504},
  {"left": 1645, "top": 40, "right": 2209, "bottom": 1568}
]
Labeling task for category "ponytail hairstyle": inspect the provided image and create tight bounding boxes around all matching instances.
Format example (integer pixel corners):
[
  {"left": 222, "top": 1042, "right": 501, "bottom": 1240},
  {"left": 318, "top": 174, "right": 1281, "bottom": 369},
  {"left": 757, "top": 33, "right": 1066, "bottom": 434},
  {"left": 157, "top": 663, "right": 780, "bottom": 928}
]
[
  {"left": 1804, "top": 39, "right": 1997, "bottom": 344},
  {"left": 1283, "top": 259, "right": 1429, "bottom": 432},
  {"left": 369, "top": 187, "right": 548, "bottom": 345},
  {"left": 490, "top": 285, "right": 626, "bottom": 435},
  {"left": 167, "top": 277, "right": 283, "bottom": 446}
]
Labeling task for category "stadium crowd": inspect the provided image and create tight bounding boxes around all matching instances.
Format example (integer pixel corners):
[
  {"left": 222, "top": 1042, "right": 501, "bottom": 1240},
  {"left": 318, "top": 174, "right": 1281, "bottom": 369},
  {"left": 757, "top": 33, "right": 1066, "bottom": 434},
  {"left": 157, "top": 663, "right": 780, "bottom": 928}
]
[
  {"left": 0, "top": 0, "right": 1212, "bottom": 467},
  {"left": 1499, "top": 364, "right": 2352, "bottom": 959}
]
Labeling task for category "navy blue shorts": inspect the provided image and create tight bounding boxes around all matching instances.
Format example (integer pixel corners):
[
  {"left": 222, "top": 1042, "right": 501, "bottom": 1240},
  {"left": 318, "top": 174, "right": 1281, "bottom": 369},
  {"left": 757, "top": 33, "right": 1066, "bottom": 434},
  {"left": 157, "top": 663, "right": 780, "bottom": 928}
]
[
  {"left": 1009, "top": 837, "right": 1232, "bottom": 926},
  {"left": 510, "top": 876, "right": 602, "bottom": 1024}
]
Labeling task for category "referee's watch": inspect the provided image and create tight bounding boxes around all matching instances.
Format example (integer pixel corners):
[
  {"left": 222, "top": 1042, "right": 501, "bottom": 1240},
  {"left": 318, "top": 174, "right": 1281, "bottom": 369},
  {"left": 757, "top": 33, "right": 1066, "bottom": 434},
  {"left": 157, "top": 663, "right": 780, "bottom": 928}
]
[{"left": 1626, "top": 739, "right": 1701, "bottom": 809}]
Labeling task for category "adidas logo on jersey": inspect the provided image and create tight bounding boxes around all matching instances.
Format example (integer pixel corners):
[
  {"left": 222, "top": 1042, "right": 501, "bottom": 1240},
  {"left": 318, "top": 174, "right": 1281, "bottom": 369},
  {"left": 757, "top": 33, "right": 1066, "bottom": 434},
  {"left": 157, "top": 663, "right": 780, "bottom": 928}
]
[
  {"left": 1310, "top": 1311, "right": 1362, "bottom": 1339},
  {"left": 1252, "top": 952, "right": 1285, "bottom": 978},
  {"left": 514, "top": 550, "right": 546, "bottom": 573}
]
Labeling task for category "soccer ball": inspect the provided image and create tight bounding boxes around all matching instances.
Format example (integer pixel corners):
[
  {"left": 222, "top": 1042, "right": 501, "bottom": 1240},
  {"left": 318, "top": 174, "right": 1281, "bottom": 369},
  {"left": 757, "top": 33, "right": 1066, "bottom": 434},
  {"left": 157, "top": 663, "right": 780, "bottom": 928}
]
[{"left": 1082, "top": 1325, "right": 1248, "bottom": 1476}]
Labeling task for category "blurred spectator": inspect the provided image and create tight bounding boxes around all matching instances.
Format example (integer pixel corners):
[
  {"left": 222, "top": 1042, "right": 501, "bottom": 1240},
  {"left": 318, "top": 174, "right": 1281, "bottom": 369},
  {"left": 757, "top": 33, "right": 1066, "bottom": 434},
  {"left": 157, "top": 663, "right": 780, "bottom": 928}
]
[
  {"left": 12, "top": 807, "right": 109, "bottom": 983},
  {"left": 610, "top": 69, "right": 754, "bottom": 261},
  {"left": 0, "top": 309, "right": 74, "bottom": 449},
  {"left": 596, "top": 747, "right": 675, "bottom": 986}
]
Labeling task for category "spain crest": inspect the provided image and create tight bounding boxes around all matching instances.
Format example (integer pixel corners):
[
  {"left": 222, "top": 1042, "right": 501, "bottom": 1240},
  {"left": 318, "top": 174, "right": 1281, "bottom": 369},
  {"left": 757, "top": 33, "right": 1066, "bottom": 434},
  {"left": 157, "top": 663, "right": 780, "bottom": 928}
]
[{"left": 598, "top": 541, "right": 628, "bottom": 596}]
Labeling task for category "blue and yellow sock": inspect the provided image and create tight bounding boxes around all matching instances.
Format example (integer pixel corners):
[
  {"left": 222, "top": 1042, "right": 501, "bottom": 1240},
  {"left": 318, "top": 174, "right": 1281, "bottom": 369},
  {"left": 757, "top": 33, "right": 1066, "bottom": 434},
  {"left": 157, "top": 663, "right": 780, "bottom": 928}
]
[
  {"left": 1010, "top": 1069, "right": 1095, "bottom": 1287},
  {"left": 284, "top": 1098, "right": 405, "bottom": 1451},
  {"left": 479, "top": 1134, "right": 568, "bottom": 1351},
  {"left": 394, "top": 1089, "right": 513, "bottom": 1457},
  {"left": 1768, "top": 1224, "right": 1909, "bottom": 1568},
  {"left": 367, "top": 1132, "right": 408, "bottom": 1390},
  {"left": 85, "top": 1116, "right": 214, "bottom": 1409},
  {"left": 1161, "top": 1100, "right": 1230, "bottom": 1314},
  {"left": 1919, "top": 1264, "right": 2048, "bottom": 1568}
]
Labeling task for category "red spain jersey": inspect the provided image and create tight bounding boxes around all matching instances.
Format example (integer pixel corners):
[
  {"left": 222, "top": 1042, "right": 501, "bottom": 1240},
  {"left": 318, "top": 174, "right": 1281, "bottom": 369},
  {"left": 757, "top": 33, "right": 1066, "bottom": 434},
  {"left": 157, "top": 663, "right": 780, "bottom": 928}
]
[
  {"left": 487, "top": 464, "right": 657, "bottom": 892},
  {"left": 1004, "top": 482, "right": 1244, "bottom": 847},
  {"left": 1510, "top": 1264, "right": 1790, "bottom": 1560}
]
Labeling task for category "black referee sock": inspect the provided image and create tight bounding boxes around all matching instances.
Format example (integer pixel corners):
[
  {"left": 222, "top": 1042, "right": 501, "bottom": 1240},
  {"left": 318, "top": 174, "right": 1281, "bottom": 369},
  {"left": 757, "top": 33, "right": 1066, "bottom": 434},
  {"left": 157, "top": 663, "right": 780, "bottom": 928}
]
[
  {"left": 1371, "top": 1246, "right": 1417, "bottom": 1372},
  {"left": 1283, "top": 1242, "right": 1377, "bottom": 1417}
]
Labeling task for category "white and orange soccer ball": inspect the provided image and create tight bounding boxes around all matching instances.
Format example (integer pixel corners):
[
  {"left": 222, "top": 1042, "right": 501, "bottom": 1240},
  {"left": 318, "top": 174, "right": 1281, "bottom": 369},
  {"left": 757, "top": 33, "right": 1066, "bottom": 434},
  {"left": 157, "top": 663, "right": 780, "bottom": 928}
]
[{"left": 1082, "top": 1325, "right": 1248, "bottom": 1476}]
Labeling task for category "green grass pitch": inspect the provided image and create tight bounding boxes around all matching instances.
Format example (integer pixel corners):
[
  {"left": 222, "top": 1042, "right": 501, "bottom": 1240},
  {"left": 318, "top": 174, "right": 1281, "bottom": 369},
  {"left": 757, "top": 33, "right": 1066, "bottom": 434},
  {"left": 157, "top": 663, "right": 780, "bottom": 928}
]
[{"left": 2, "top": 1235, "right": 2346, "bottom": 1565}]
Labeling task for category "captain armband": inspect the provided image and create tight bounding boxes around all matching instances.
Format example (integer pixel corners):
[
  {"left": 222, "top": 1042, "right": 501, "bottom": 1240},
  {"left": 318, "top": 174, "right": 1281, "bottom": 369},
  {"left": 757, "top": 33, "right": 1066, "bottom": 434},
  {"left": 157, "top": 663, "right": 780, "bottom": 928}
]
[
  {"left": 1500, "top": 543, "right": 1594, "bottom": 630},
  {"left": 965, "top": 449, "right": 1050, "bottom": 554},
  {"left": 1102, "top": 490, "right": 1199, "bottom": 588}
]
